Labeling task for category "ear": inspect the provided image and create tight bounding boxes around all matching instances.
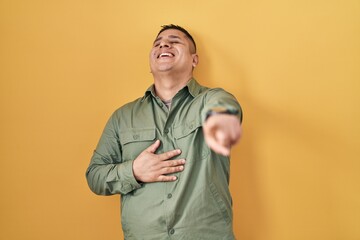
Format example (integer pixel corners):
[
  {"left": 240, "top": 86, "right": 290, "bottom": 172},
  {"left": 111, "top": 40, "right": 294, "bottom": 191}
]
[{"left": 192, "top": 54, "right": 199, "bottom": 68}]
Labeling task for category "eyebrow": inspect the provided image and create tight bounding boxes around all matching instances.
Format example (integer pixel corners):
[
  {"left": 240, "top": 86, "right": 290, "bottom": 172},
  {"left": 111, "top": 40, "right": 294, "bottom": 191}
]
[{"left": 153, "top": 35, "right": 182, "bottom": 44}]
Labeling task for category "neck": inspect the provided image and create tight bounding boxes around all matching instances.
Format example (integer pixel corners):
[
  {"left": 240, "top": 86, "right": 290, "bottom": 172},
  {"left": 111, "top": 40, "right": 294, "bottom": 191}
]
[{"left": 152, "top": 72, "right": 193, "bottom": 101}]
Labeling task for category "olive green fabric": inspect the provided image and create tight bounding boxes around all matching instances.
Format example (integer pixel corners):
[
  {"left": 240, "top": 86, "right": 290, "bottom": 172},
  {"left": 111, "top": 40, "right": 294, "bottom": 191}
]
[{"left": 86, "top": 79, "right": 242, "bottom": 240}]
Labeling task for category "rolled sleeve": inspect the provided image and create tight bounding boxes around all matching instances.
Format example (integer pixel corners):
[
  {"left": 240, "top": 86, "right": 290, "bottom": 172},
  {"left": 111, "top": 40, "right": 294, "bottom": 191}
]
[
  {"left": 201, "top": 88, "right": 243, "bottom": 123},
  {"left": 106, "top": 160, "right": 142, "bottom": 195}
]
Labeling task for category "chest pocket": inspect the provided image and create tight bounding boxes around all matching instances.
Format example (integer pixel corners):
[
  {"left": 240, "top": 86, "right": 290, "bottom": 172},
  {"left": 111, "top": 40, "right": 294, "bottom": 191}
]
[
  {"left": 120, "top": 128, "right": 156, "bottom": 161},
  {"left": 173, "top": 117, "right": 210, "bottom": 164}
]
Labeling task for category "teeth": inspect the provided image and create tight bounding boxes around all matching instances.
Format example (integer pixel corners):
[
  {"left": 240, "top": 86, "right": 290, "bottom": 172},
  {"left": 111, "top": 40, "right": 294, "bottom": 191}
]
[{"left": 159, "top": 53, "right": 173, "bottom": 58}]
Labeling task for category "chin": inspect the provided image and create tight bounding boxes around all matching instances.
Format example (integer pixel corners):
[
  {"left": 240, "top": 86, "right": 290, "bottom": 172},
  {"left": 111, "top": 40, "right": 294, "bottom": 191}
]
[{"left": 153, "top": 66, "right": 174, "bottom": 73}]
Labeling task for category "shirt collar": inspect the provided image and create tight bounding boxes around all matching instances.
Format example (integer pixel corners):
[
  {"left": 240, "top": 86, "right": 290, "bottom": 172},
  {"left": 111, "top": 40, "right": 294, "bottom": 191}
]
[
  {"left": 186, "top": 78, "right": 202, "bottom": 97},
  {"left": 141, "top": 78, "right": 202, "bottom": 102}
]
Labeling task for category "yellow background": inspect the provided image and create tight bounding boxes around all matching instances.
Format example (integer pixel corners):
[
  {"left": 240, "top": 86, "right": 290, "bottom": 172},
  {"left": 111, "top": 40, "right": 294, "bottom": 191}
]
[{"left": 0, "top": 0, "right": 359, "bottom": 239}]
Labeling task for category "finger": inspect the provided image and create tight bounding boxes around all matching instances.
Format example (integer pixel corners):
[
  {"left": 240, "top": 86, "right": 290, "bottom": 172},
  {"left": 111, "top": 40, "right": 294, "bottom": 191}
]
[
  {"left": 227, "top": 120, "right": 241, "bottom": 144},
  {"left": 229, "top": 128, "right": 241, "bottom": 146},
  {"left": 205, "top": 134, "right": 230, "bottom": 156},
  {"left": 146, "top": 140, "right": 161, "bottom": 153},
  {"left": 163, "top": 159, "right": 186, "bottom": 167},
  {"left": 234, "top": 124, "right": 242, "bottom": 143},
  {"left": 159, "top": 165, "right": 185, "bottom": 175},
  {"left": 157, "top": 175, "right": 178, "bottom": 182},
  {"left": 150, "top": 159, "right": 185, "bottom": 172},
  {"left": 158, "top": 149, "right": 182, "bottom": 161}
]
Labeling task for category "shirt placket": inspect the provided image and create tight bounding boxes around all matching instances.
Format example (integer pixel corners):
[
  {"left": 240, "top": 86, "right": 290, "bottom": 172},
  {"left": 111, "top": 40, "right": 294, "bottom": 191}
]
[
  {"left": 153, "top": 89, "right": 190, "bottom": 238},
  {"left": 152, "top": 95, "right": 177, "bottom": 237}
]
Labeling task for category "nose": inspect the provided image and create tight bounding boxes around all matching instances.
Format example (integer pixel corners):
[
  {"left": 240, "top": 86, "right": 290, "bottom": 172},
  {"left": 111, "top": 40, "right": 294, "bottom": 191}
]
[{"left": 159, "top": 41, "right": 170, "bottom": 49}]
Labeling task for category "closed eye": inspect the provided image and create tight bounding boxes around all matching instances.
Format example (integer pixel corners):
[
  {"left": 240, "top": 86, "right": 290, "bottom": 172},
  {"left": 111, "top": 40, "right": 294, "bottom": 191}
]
[{"left": 153, "top": 35, "right": 183, "bottom": 47}]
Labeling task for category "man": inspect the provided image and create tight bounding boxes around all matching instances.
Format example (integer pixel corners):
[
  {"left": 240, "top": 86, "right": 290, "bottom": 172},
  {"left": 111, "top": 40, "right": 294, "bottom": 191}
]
[{"left": 86, "top": 24, "right": 242, "bottom": 239}]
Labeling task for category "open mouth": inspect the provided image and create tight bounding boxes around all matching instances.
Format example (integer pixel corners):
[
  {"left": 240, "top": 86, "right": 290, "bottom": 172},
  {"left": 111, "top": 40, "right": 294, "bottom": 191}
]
[{"left": 157, "top": 52, "right": 175, "bottom": 59}]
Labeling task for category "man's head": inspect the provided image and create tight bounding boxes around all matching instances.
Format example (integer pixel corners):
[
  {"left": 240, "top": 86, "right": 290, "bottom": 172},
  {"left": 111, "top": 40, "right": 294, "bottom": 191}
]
[
  {"left": 156, "top": 24, "right": 197, "bottom": 54},
  {"left": 150, "top": 24, "right": 199, "bottom": 76}
]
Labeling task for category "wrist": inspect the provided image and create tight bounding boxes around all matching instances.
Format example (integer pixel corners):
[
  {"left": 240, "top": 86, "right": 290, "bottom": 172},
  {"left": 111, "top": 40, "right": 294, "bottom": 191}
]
[{"left": 205, "top": 107, "right": 239, "bottom": 121}]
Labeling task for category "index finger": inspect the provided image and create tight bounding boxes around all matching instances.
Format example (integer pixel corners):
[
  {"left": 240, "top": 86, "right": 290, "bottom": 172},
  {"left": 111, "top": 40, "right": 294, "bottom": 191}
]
[
  {"left": 205, "top": 134, "right": 230, "bottom": 156},
  {"left": 145, "top": 139, "right": 161, "bottom": 153}
]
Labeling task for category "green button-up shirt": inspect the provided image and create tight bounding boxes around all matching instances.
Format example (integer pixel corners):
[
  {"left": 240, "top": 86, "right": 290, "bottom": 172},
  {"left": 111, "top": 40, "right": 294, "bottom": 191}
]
[{"left": 86, "top": 79, "right": 242, "bottom": 240}]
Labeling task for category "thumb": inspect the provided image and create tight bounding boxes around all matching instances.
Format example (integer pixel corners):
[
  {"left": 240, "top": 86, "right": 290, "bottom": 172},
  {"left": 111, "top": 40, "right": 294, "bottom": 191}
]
[{"left": 146, "top": 139, "right": 161, "bottom": 153}]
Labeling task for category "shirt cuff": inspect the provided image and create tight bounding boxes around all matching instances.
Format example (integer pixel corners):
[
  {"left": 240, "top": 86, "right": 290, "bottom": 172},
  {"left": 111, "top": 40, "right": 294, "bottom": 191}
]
[
  {"left": 202, "top": 105, "right": 242, "bottom": 123},
  {"left": 106, "top": 160, "right": 142, "bottom": 195}
]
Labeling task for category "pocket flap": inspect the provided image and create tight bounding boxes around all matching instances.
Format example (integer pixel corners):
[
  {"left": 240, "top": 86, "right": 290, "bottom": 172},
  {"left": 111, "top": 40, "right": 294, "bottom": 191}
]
[
  {"left": 120, "top": 128, "right": 156, "bottom": 145},
  {"left": 173, "top": 118, "right": 202, "bottom": 139}
]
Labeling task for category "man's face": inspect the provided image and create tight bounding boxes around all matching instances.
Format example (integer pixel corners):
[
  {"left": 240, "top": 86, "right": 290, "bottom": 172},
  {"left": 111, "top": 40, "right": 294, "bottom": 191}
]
[{"left": 149, "top": 29, "right": 198, "bottom": 75}]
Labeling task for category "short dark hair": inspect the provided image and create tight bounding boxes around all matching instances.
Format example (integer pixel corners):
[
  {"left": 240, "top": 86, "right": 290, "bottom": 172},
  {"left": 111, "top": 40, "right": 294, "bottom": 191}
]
[{"left": 157, "top": 24, "right": 197, "bottom": 52}]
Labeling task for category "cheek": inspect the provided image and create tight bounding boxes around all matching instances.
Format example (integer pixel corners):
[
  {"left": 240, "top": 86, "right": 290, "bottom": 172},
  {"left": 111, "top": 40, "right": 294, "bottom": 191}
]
[
  {"left": 149, "top": 53, "right": 156, "bottom": 66},
  {"left": 149, "top": 49, "right": 156, "bottom": 59}
]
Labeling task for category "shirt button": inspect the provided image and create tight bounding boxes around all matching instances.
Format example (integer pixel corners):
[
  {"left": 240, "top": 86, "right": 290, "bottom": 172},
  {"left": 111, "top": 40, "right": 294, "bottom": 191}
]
[
  {"left": 167, "top": 193, "right": 172, "bottom": 199},
  {"left": 169, "top": 229, "right": 175, "bottom": 235},
  {"left": 164, "top": 129, "right": 169, "bottom": 134},
  {"left": 133, "top": 134, "right": 139, "bottom": 140}
]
